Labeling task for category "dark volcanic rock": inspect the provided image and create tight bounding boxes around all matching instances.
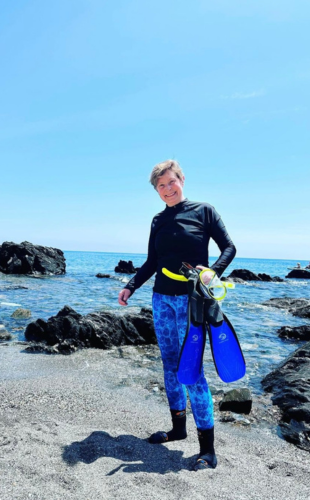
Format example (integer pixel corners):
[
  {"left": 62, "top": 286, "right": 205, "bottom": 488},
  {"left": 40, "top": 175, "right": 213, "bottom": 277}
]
[
  {"left": 257, "top": 273, "right": 284, "bottom": 283},
  {"left": 228, "top": 269, "right": 261, "bottom": 281},
  {"left": 286, "top": 269, "right": 310, "bottom": 279},
  {"left": 228, "top": 269, "right": 284, "bottom": 283},
  {"left": 219, "top": 388, "right": 252, "bottom": 414},
  {"left": 257, "top": 273, "right": 273, "bottom": 282},
  {"left": 0, "top": 241, "right": 65, "bottom": 275},
  {"left": 228, "top": 269, "right": 283, "bottom": 282},
  {"left": 279, "top": 420, "right": 310, "bottom": 450},
  {"left": 114, "top": 260, "right": 137, "bottom": 274},
  {"left": 0, "top": 325, "right": 12, "bottom": 341},
  {"left": 262, "top": 342, "right": 310, "bottom": 451},
  {"left": 263, "top": 297, "right": 310, "bottom": 319},
  {"left": 278, "top": 326, "right": 310, "bottom": 341},
  {"left": 95, "top": 274, "right": 123, "bottom": 281},
  {"left": 24, "top": 305, "right": 156, "bottom": 354}
]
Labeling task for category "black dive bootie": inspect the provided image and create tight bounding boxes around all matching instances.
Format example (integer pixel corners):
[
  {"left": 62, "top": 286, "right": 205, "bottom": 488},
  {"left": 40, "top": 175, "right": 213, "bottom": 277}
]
[
  {"left": 194, "top": 427, "right": 217, "bottom": 470},
  {"left": 148, "top": 409, "right": 187, "bottom": 444}
]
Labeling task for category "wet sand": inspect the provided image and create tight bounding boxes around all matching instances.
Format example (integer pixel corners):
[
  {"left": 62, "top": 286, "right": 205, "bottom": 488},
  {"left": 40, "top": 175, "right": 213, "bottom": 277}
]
[{"left": 0, "top": 344, "right": 309, "bottom": 500}]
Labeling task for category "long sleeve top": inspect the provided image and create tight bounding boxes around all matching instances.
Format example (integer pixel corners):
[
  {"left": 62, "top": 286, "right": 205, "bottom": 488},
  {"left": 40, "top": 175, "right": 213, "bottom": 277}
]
[{"left": 124, "top": 199, "right": 236, "bottom": 296}]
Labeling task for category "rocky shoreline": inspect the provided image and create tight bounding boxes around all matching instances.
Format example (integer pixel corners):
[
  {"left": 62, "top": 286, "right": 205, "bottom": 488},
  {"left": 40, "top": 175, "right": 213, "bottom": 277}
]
[
  {"left": 24, "top": 305, "right": 156, "bottom": 354},
  {"left": 1, "top": 246, "right": 310, "bottom": 455},
  {"left": 17, "top": 297, "right": 310, "bottom": 452}
]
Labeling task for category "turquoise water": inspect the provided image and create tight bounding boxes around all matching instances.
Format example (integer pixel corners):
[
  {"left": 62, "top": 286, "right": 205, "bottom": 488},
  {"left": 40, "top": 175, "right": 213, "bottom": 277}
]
[{"left": 1, "top": 252, "right": 310, "bottom": 394}]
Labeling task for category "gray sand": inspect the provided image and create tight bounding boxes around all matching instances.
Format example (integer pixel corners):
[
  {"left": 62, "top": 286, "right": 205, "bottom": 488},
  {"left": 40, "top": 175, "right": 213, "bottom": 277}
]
[{"left": 0, "top": 345, "right": 309, "bottom": 500}]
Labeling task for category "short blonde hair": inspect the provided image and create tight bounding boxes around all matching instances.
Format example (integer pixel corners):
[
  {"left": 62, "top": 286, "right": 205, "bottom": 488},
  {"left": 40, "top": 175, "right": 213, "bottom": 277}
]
[{"left": 149, "top": 159, "right": 184, "bottom": 190}]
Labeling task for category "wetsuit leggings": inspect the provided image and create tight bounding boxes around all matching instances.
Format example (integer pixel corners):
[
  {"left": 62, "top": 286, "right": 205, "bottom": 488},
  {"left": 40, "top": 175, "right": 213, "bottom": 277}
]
[{"left": 152, "top": 292, "right": 214, "bottom": 430}]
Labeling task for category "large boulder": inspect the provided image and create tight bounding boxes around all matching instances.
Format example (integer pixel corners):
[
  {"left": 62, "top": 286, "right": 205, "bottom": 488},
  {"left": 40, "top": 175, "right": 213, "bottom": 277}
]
[
  {"left": 286, "top": 269, "right": 310, "bottom": 279},
  {"left": 219, "top": 388, "right": 252, "bottom": 414},
  {"left": 262, "top": 342, "right": 310, "bottom": 451},
  {"left": 0, "top": 241, "right": 65, "bottom": 275},
  {"left": 25, "top": 305, "right": 156, "bottom": 354},
  {"left": 263, "top": 298, "right": 310, "bottom": 319}
]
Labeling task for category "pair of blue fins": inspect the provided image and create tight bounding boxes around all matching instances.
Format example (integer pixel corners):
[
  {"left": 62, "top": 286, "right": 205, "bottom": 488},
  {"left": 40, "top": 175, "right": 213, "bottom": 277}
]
[{"left": 163, "top": 263, "right": 246, "bottom": 385}]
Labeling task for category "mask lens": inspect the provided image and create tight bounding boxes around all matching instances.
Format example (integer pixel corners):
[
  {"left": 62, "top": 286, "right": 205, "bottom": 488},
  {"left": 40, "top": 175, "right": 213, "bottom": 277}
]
[{"left": 208, "top": 285, "right": 226, "bottom": 300}]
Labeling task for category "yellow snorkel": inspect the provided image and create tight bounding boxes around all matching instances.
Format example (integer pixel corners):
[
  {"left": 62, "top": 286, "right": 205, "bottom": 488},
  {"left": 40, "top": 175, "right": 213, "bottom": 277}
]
[{"left": 162, "top": 266, "right": 235, "bottom": 301}]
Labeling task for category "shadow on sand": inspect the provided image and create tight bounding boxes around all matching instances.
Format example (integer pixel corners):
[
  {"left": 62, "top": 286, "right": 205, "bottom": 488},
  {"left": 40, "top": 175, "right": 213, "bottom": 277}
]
[{"left": 62, "top": 431, "right": 195, "bottom": 475}]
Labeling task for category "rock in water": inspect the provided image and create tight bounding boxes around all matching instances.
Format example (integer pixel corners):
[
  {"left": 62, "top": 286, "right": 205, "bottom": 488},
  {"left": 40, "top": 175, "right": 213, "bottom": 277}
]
[
  {"left": 257, "top": 273, "right": 284, "bottom": 282},
  {"left": 0, "top": 241, "right": 66, "bottom": 275},
  {"left": 277, "top": 325, "right": 310, "bottom": 341},
  {"left": 11, "top": 308, "right": 32, "bottom": 319},
  {"left": 263, "top": 297, "right": 310, "bottom": 319},
  {"left": 25, "top": 305, "right": 156, "bottom": 353},
  {"left": 228, "top": 269, "right": 283, "bottom": 282},
  {"left": 262, "top": 342, "right": 310, "bottom": 451},
  {"left": 114, "top": 260, "right": 137, "bottom": 274},
  {"left": 228, "top": 269, "right": 261, "bottom": 281},
  {"left": 286, "top": 269, "right": 310, "bottom": 279}
]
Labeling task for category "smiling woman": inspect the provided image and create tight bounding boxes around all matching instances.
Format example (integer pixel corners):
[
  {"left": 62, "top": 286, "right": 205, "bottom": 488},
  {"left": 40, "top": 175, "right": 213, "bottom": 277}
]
[
  {"left": 150, "top": 160, "right": 185, "bottom": 207},
  {"left": 118, "top": 158, "right": 236, "bottom": 471}
]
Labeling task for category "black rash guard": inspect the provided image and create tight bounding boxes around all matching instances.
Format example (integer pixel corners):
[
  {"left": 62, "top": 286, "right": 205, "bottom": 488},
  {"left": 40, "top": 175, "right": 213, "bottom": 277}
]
[{"left": 125, "top": 199, "right": 236, "bottom": 296}]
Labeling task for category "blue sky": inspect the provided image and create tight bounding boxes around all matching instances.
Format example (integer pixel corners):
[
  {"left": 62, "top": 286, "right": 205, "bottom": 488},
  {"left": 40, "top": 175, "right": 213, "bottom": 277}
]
[{"left": 1, "top": 0, "right": 309, "bottom": 260}]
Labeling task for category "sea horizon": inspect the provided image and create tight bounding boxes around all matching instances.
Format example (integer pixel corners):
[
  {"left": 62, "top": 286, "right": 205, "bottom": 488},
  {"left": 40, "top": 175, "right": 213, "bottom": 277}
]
[{"left": 63, "top": 249, "right": 309, "bottom": 264}]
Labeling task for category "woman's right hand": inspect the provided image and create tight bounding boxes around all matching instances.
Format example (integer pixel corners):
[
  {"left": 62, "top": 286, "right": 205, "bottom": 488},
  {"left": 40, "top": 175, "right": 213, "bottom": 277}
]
[{"left": 118, "top": 288, "right": 132, "bottom": 306}]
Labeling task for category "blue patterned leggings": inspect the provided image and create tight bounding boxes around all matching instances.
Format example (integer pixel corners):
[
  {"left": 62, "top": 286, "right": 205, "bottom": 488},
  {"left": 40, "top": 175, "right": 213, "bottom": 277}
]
[{"left": 152, "top": 292, "right": 214, "bottom": 430}]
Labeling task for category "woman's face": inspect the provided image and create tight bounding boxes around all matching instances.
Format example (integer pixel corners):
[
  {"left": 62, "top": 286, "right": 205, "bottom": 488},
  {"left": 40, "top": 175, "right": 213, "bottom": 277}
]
[{"left": 156, "top": 170, "right": 185, "bottom": 207}]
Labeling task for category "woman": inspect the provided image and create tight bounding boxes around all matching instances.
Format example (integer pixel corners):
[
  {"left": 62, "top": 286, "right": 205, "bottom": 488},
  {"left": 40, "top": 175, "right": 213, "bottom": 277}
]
[{"left": 118, "top": 159, "right": 236, "bottom": 471}]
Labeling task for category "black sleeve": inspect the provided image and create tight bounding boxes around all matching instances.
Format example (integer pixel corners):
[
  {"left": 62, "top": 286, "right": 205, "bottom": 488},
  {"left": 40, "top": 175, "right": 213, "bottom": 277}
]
[
  {"left": 207, "top": 207, "right": 236, "bottom": 277},
  {"left": 124, "top": 219, "right": 158, "bottom": 296}
]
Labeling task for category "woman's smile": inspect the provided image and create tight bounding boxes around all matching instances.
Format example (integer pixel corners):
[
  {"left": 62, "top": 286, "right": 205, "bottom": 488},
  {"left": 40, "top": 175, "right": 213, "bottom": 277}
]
[{"left": 156, "top": 170, "right": 185, "bottom": 206}]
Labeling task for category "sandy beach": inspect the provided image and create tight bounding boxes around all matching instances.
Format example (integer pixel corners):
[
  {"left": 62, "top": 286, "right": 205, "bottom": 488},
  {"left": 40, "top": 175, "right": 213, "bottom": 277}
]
[{"left": 0, "top": 344, "right": 309, "bottom": 500}]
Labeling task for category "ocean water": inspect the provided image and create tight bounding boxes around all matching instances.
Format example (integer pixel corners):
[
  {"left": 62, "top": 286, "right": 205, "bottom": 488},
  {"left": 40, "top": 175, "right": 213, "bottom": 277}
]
[{"left": 1, "top": 252, "right": 310, "bottom": 394}]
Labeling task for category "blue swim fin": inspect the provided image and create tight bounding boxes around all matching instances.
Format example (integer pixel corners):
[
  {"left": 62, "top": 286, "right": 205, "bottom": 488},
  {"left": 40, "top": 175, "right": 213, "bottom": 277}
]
[
  {"left": 207, "top": 314, "right": 246, "bottom": 383},
  {"left": 175, "top": 262, "right": 245, "bottom": 385},
  {"left": 177, "top": 322, "right": 206, "bottom": 385}
]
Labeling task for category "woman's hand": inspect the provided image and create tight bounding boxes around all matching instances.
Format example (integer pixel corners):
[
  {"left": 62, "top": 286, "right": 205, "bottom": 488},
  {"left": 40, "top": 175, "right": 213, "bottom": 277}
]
[
  {"left": 118, "top": 288, "right": 132, "bottom": 306},
  {"left": 195, "top": 265, "right": 214, "bottom": 285}
]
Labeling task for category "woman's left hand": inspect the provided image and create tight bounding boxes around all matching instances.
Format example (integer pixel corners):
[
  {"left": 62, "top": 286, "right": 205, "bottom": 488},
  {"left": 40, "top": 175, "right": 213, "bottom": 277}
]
[{"left": 195, "top": 265, "right": 214, "bottom": 285}]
